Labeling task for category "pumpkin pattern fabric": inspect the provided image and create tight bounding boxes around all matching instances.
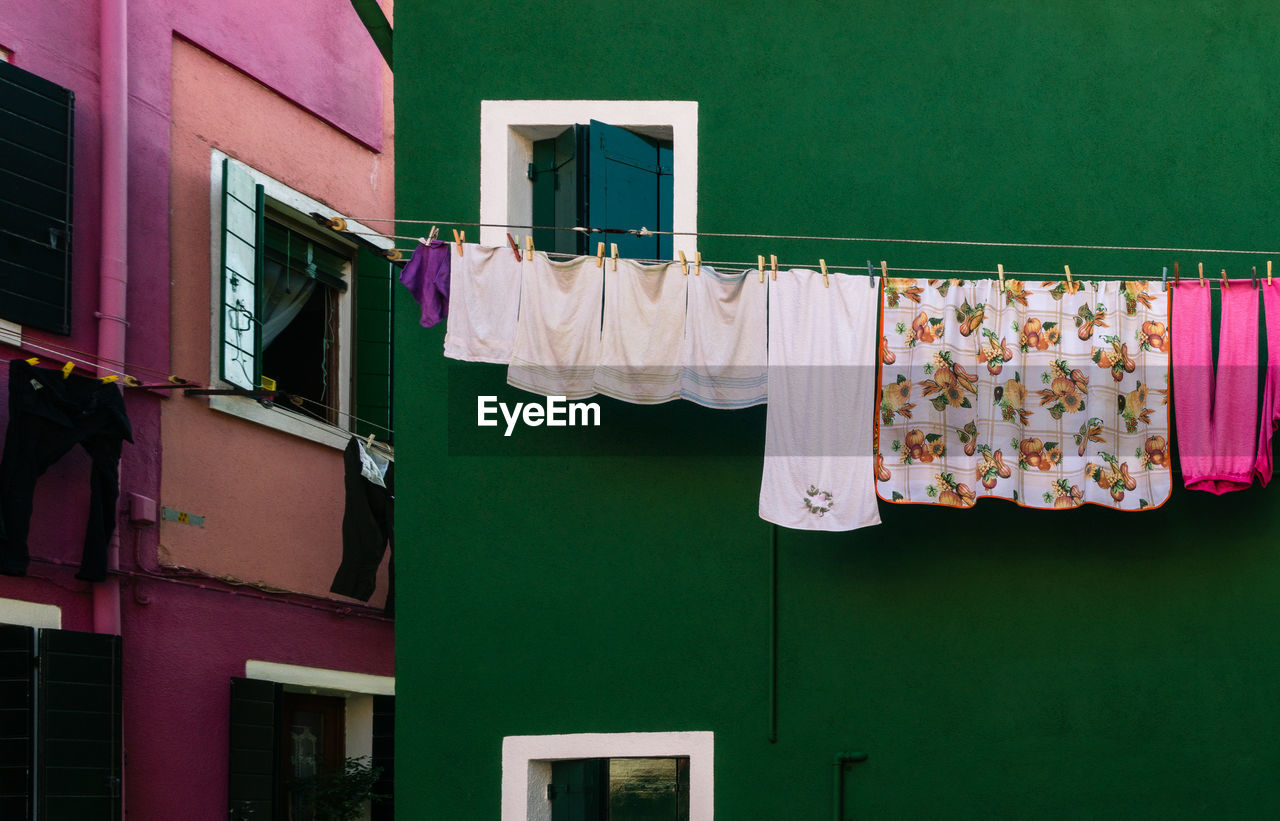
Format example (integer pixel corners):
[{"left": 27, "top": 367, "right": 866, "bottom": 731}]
[{"left": 876, "top": 278, "right": 1171, "bottom": 511}]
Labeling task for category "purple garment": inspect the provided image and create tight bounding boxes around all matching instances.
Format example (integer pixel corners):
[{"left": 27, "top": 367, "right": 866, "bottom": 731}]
[{"left": 399, "top": 240, "right": 451, "bottom": 328}]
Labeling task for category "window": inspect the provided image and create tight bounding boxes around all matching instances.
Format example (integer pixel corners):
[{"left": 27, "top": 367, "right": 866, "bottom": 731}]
[
  {"left": 502, "top": 732, "right": 713, "bottom": 821},
  {"left": 213, "top": 153, "right": 394, "bottom": 446},
  {"left": 0, "top": 59, "right": 74, "bottom": 335},
  {"left": 228, "top": 663, "right": 394, "bottom": 821},
  {"left": 0, "top": 624, "right": 122, "bottom": 821},
  {"left": 479, "top": 100, "right": 697, "bottom": 259}
]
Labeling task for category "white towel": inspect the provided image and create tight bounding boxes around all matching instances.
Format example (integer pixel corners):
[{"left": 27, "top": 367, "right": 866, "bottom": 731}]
[
  {"left": 593, "top": 259, "right": 686, "bottom": 404},
  {"left": 759, "top": 270, "right": 881, "bottom": 531},
  {"left": 443, "top": 243, "right": 523, "bottom": 364},
  {"left": 681, "top": 266, "right": 768, "bottom": 408},
  {"left": 507, "top": 252, "right": 603, "bottom": 400}
]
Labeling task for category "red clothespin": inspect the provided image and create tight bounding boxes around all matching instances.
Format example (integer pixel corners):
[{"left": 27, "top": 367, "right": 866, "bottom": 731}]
[
  {"left": 506, "top": 233, "right": 522, "bottom": 262},
  {"left": 1173, "top": 261, "right": 1180, "bottom": 284}
]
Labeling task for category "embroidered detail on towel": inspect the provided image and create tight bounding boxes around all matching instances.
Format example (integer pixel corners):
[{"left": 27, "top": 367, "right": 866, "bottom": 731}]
[{"left": 877, "top": 278, "right": 1171, "bottom": 511}]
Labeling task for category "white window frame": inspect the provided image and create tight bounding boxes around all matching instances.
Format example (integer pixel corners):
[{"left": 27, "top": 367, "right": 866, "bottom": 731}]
[
  {"left": 208, "top": 149, "right": 393, "bottom": 450},
  {"left": 479, "top": 100, "right": 698, "bottom": 258},
  {"left": 0, "top": 318, "right": 19, "bottom": 346},
  {"left": 0, "top": 597, "right": 61, "bottom": 629},
  {"left": 501, "top": 731, "right": 714, "bottom": 821},
  {"left": 245, "top": 660, "right": 394, "bottom": 821}
]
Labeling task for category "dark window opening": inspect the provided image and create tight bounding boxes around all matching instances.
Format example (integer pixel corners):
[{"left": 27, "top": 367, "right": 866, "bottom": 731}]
[
  {"left": 550, "top": 757, "right": 689, "bottom": 821},
  {"left": 278, "top": 692, "right": 345, "bottom": 821}
]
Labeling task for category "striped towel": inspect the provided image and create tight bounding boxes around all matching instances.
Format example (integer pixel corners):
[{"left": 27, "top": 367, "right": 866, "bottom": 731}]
[
  {"left": 681, "top": 266, "right": 768, "bottom": 408},
  {"left": 593, "top": 259, "right": 686, "bottom": 404},
  {"left": 507, "top": 253, "right": 603, "bottom": 400}
]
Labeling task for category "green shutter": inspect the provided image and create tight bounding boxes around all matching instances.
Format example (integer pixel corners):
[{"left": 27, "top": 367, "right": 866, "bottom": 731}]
[
  {"left": 228, "top": 677, "right": 280, "bottom": 821},
  {"left": 0, "top": 60, "right": 74, "bottom": 334},
  {"left": 550, "top": 759, "right": 608, "bottom": 821},
  {"left": 354, "top": 247, "right": 393, "bottom": 442},
  {"left": 37, "top": 629, "right": 121, "bottom": 821},
  {"left": 221, "top": 157, "right": 264, "bottom": 390},
  {"left": 370, "top": 695, "right": 394, "bottom": 821},
  {"left": 0, "top": 625, "right": 34, "bottom": 820}
]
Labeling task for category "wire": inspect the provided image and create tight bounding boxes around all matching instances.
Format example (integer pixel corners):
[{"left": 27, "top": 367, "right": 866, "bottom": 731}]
[{"left": 336, "top": 215, "right": 1280, "bottom": 258}]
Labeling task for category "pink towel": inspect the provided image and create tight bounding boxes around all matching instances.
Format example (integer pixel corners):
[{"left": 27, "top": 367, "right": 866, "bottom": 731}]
[
  {"left": 1256, "top": 284, "right": 1280, "bottom": 485},
  {"left": 1172, "top": 281, "right": 1259, "bottom": 493}
]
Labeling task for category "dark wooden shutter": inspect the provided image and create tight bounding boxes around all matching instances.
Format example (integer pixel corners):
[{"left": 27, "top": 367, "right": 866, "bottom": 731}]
[
  {"left": 584, "top": 120, "right": 672, "bottom": 260},
  {"left": 37, "top": 628, "right": 121, "bottom": 821},
  {"left": 228, "top": 677, "right": 280, "bottom": 821},
  {"left": 0, "top": 60, "right": 74, "bottom": 334},
  {"left": 550, "top": 759, "right": 608, "bottom": 821},
  {"left": 354, "top": 247, "right": 393, "bottom": 442},
  {"left": 0, "top": 625, "right": 35, "bottom": 820},
  {"left": 370, "top": 694, "right": 394, "bottom": 821}
]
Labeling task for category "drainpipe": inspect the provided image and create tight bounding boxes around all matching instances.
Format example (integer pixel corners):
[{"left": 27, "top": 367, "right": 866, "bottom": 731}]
[
  {"left": 832, "top": 752, "right": 867, "bottom": 821},
  {"left": 94, "top": 0, "right": 127, "bottom": 638}
]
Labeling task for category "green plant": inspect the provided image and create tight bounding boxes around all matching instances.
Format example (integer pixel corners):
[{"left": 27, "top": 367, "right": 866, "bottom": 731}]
[{"left": 293, "top": 755, "right": 387, "bottom": 821}]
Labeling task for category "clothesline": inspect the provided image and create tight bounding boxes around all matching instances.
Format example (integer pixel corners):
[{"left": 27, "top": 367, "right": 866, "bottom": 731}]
[{"left": 336, "top": 215, "right": 1280, "bottom": 258}]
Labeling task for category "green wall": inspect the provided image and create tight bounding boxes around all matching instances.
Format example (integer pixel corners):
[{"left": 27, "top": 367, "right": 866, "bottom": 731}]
[{"left": 394, "top": 2, "right": 1280, "bottom": 817}]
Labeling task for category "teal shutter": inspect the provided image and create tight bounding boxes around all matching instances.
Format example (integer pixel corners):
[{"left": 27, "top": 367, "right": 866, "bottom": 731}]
[
  {"left": 354, "top": 247, "right": 393, "bottom": 442},
  {"left": 585, "top": 120, "right": 672, "bottom": 260},
  {"left": 0, "top": 60, "right": 74, "bottom": 334},
  {"left": 220, "top": 158, "right": 265, "bottom": 390},
  {"left": 0, "top": 625, "right": 35, "bottom": 820},
  {"left": 550, "top": 759, "right": 608, "bottom": 821},
  {"left": 370, "top": 695, "right": 394, "bottom": 821},
  {"left": 37, "top": 629, "right": 121, "bottom": 821},
  {"left": 228, "top": 677, "right": 280, "bottom": 821}
]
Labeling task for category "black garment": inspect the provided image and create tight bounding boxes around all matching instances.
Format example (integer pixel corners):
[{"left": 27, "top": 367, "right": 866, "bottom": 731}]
[
  {"left": 0, "top": 359, "right": 133, "bottom": 581},
  {"left": 330, "top": 437, "right": 394, "bottom": 612}
]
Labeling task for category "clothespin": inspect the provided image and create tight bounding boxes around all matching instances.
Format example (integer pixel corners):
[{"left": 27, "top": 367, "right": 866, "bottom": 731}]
[
  {"left": 526, "top": 235, "right": 534, "bottom": 260},
  {"left": 1269, "top": 260, "right": 1273, "bottom": 286},
  {"left": 597, "top": 242, "right": 607, "bottom": 269},
  {"left": 1252, "top": 265, "right": 1258, "bottom": 289},
  {"left": 366, "top": 432, "right": 376, "bottom": 448},
  {"left": 1220, "top": 268, "right": 1229, "bottom": 289},
  {"left": 867, "top": 260, "right": 874, "bottom": 279},
  {"left": 123, "top": 375, "right": 141, "bottom": 388},
  {"left": 997, "top": 264, "right": 1005, "bottom": 287},
  {"left": 506, "top": 233, "right": 522, "bottom": 262},
  {"left": 1174, "top": 261, "right": 1180, "bottom": 284},
  {"left": 452, "top": 229, "right": 464, "bottom": 257},
  {"left": 1162, "top": 266, "right": 1168, "bottom": 291},
  {"left": 820, "top": 259, "right": 830, "bottom": 289},
  {"left": 99, "top": 375, "right": 118, "bottom": 384},
  {"left": 770, "top": 254, "right": 778, "bottom": 281},
  {"left": 428, "top": 225, "right": 439, "bottom": 242},
  {"left": 61, "top": 361, "right": 74, "bottom": 379},
  {"left": 679, "top": 250, "right": 689, "bottom": 276},
  {"left": 695, "top": 251, "right": 702, "bottom": 276},
  {"left": 1198, "top": 262, "right": 1205, "bottom": 287},
  {"left": 879, "top": 260, "right": 888, "bottom": 287},
  {"left": 758, "top": 255, "right": 765, "bottom": 284},
  {"left": 610, "top": 243, "right": 619, "bottom": 272},
  {"left": 24, "top": 357, "right": 39, "bottom": 365},
  {"left": 1064, "top": 265, "right": 1074, "bottom": 292},
  {"left": 417, "top": 236, "right": 429, "bottom": 245}
]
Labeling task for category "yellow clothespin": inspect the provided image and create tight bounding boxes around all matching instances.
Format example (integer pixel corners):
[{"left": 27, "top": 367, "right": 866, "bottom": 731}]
[
  {"left": 366, "top": 432, "right": 376, "bottom": 448},
  {"left": 997, "top": 264, "right": 1005, "bottom": 287},
  {"left": 61, "top": 361, "right": 74, "bottom": 379},
  {"left": 758, "top": 255, "right": 765, "bottom": 284},
  {"left": 597, "top": 242, "right": 606, "bottom": 268},
  {"left": 820, "top": 259, "right": 830, "bottom": 289},
  {"left": 611, "top": 243, "right": 619, "bottom": 272},
  {"left": 695, "top": 251, "right": 702, "bottom": 276},
  {"left": 24, "top": 357, "right": 39, "bottom": 365},
  {"left": 1064, "top": 265, "right": 1074, "bottom": 292},
  {"left": 525, "top": 235, "right": 534, "bottom": 260},
  {"left": 1269, "top": 260, "right": 1273, "bottom": 286},
  {"left": 452, "top": 229, "right": 464, "bottom": 256},
  {"left": 1198, "top": 262, "right": 1205, "bottom": 287},
  {"left": 1220, "top": 268, "right": 1230, "bottom": 289},
  {"left": 678, "top": 250, "right": 689, "bottom": 276},
  {"left": 99, "top": 375, "right": 118, "bottom": 384},
  {"left": 770, "top": 254, "right": 778, "bottom": 281}
]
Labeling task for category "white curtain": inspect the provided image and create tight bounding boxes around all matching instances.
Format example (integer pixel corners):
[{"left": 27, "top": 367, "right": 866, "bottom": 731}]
[{"left": 261, "top": 259, "right": 315, "bottom": 349}]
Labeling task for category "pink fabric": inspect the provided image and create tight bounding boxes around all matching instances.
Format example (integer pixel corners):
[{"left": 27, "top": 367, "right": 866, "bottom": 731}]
[
  {"left": 1256, "top": 285, "right": 1280, "bottom": 485},
  {"left": 1172, "top": 281, "right": 1259, "bottom": 493}
]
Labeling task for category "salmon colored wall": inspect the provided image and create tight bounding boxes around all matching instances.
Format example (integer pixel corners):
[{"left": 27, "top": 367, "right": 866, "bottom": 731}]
[{"left": 162, "top": 38, "right": 394, "bottom": 602}]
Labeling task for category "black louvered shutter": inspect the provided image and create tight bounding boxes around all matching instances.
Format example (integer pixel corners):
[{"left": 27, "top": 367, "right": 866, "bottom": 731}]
[
  {"left": 370, "top": 694, "right": 394, "bottom": 821},
  {"left": 37, "top": 628, "right": 121, "bottom": 821},
  {"left": 0, "top": 60, "right": 74, "bottom": 334},
  {"left": 228, "top": 677, "right": 280, "bottom": 821},
  {"left": 0, "top": 625, "right": 35, "bottom": 820}
]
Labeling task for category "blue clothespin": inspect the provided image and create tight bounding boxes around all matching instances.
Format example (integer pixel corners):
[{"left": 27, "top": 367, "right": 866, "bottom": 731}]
[{"left": 1162, "top": 266, "right": 1168, "bottom": 291}]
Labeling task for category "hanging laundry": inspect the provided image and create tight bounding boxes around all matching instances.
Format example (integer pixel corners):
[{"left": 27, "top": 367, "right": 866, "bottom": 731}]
[
  {"left": 759, "top": 270, "right": 881, "bottom": 531},
  {"left": 508, "top": 252, "right": 603, "bottom": 400},
  {"left": 330, "top": 437, "right": 394, "bottom": 612},
  {"left": 1256, "top": 284, "right": 1280, "bottom": 485},
  {"left": 877, "top": 278, "right": 1171, "bottom": 510},
  {"left": 399, "top": 239, "right": 451, "bottom": 328},
  {"left": 681, "top": 265, "right": 768, "bottom": 409},
  {"left": 1173, "top": 279, "right": 1258, "bottom": 493},
  {"left": 594, "top": 259, "right": 686, "bottom": 404},
  {"left": 0, "top": 358, "right": 134, "bottom": 581},
  {"left": 443, "top": 242, "right": 523, "bottom": 363}
]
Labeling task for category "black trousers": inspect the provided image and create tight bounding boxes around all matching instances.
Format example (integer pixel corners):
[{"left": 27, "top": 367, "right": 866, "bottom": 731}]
[
  {"left": 330, "top": 437, "right": 394, "bottom": 611},
  {"left": 0, "top": 359, "right": 133, "bottom": 581}
]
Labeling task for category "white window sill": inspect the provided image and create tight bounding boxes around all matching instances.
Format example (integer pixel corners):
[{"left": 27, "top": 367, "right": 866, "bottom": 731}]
[
  {"left": 208, "top": 394, "right": 349, "bottom": 451},
  {"left": 0, "top": 319, "right": 20, "bottom": 347}
]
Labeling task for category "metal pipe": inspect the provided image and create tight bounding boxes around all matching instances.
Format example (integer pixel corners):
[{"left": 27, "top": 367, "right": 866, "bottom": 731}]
[{"left": 832, "top": 753, "right": 868, "bottom": 821}]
